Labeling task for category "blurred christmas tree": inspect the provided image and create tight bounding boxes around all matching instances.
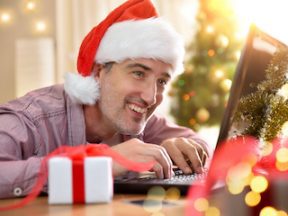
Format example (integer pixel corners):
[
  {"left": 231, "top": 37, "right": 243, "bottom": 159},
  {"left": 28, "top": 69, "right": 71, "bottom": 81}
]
[
  {"left": 233, "top": 48, "right": 288, "bottom": 142},
  {"left": 169, "top": 0, "right": 243, "bottom": 131}
]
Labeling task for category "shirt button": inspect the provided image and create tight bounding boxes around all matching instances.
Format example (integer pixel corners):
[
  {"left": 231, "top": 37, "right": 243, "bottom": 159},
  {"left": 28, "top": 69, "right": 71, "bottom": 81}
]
[{"left": 13, "top": 187, "right": 23, "bottom": 197}]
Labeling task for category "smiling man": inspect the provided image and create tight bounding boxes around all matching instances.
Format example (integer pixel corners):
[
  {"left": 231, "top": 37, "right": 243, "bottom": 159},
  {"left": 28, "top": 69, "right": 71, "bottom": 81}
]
[{"left": 0, "top": 0, "right": 209, "bottom": 198}]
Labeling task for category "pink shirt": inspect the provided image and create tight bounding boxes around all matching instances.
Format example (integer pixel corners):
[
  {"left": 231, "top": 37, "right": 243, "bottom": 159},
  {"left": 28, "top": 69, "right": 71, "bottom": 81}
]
[{"left": 0, "top": 85, "right": 208, "bottom": 198}]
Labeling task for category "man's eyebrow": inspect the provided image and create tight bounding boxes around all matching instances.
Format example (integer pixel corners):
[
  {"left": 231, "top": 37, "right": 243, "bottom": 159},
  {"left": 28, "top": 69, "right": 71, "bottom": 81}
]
[
  {"left": 126, "top": 63, "right": 151, "bottom": 71},
  {"left": 126, "top": 63, "right": 171, "bottom": 79}
]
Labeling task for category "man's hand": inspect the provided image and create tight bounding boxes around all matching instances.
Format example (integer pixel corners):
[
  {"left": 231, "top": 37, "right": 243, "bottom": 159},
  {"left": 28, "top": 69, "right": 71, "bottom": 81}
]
[
  {"left": 160, "top": 137, "right": 208, "bottom": 174},
  {"left": 111, "top": 138, "right": 173, "bottom": 179}
]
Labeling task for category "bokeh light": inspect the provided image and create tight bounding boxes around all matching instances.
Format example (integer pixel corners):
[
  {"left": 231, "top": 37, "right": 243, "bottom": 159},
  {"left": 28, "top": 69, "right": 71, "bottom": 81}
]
[{"left": 250, "top": 176, "right": 268, "bottom": 193}]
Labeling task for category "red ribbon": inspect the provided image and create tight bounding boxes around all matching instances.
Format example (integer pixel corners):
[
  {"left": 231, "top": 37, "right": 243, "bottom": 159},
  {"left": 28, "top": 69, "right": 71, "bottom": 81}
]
[
  {"left": 0, "top": 144, "right": 155, "bottom": 211},
  {"left": 72, "top": 159, "right": 85, "bottom": 203}
]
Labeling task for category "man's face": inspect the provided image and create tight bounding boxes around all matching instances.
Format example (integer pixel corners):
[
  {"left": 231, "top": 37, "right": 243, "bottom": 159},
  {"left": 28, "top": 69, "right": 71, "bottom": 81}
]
[{"left": 97, "top": 58, "right": 172, "bottom": 135}]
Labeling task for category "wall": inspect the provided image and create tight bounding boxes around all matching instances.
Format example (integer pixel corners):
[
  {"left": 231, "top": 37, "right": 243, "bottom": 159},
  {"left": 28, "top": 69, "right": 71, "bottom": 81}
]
[{"left": 0, "top": 0, "right": 56, "bottom": 103}]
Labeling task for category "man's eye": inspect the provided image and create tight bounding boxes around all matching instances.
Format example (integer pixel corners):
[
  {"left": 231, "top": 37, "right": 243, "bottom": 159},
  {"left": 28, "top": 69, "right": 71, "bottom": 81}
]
[
  {"left": 158, "top": 79, "right": 168, "bottom": 87},
  {"left": 132, "top": 71, "right": 145, "bottom": 78}
]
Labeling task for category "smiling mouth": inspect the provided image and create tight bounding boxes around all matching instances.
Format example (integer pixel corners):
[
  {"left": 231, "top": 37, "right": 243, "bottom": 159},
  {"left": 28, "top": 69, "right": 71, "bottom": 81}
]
[{"left": 128, "top": 104, "right": 147, "bottom": 114}]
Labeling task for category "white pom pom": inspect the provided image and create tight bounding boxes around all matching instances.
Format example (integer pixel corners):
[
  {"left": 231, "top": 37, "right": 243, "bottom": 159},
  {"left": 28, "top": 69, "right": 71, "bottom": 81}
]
[{"left": 64, "top": 73, "right": 100, "bottom": 105}]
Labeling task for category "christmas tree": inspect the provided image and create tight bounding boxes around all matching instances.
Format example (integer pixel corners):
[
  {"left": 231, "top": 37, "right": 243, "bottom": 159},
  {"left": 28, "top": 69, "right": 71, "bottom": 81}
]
[
  {"left": 169, "top": 0, "right": 243, "bottom": 131},
  {"left": 233, "top": 48, "right": 288, "bottom": 142}
]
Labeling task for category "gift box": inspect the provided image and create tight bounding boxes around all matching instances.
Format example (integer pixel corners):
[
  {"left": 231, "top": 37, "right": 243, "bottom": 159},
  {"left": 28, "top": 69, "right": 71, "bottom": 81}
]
[{"left": 48, "top": 156, "right": 113, "bottom": 204}]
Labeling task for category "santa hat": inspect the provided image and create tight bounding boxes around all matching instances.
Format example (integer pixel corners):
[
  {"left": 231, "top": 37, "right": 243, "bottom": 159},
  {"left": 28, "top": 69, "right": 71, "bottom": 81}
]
[{"left": 64, "top": 0, "right": 185, "bottom": 105}]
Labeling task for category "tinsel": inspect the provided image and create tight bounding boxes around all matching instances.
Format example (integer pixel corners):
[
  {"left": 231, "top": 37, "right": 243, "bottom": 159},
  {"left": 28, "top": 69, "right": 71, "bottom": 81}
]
[{"left": 233, "top": 48, "right": 288, "bottom": 141}]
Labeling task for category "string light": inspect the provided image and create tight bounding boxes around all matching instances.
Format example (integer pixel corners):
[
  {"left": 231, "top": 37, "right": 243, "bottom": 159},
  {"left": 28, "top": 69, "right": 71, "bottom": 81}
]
[
  {"left": 207, "top": 49, "right": 215, "bottom": 57},
  {"left": 194, "top": 198, "right": 209, "bottom": 212},
  {"left": 220, "top": 79, "right": 232, "bottom": 92},
  {"left": 206, "top": 25, "right": 214, "bottom": 34},
  {"left": 26, "top": 1, "right": 36, "bottom": 11},
  {"left": 0, "top": 12, "right": 11, "bottom": 24},
  {"left": 250, "top": 176, "right": 268, "bottom": 193},
  {"left": 259, "top": 206, "right": 278, "bottom": 216},
  {"left": 205, "top": 206, "right": 221, "bottom": 216},
  {"left": 35, "top": 20, "right": 46, "bottom": 32},
  {"left": 217, "top": 34, "right": 229, "bottom": 47},
  {"left": 245, "top": 191, "right": 261, "bottom": 207},
  {"left": 276, "top": 147, "right": 288, "bottom": 163},
  {"left": 183, "top": 94, "right": 190, "bottom": 101},
  {"left": 214, "top": 69, "right": 224, "bottom": 79}
]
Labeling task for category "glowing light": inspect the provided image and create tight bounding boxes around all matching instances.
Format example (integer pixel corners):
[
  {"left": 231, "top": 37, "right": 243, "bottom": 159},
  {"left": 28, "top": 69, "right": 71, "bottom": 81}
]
[
  {"left": 276, "top": 161, "right": 288, "bottom": 171},
  {"left": 183, "top": 94, "right": 190, "bottom": 101},
  {"left": 280, "top": 122, "right": 288, "bottom": 137},
  {"left": 231, "top": 0, "right": 288, "bottom": 45},
  {"left": 277, "top": 84, "right": 288, "bottom": 100},
  {"left": 205, "top": 206, "right": 221, "bottom": 216},
  {"left": 208, "top": 49, "right": 215, "bottom": 57},
  {"left": 278, "top": 210, "right": 288, "bottom": 216},
  {"left": 226, "top": 162, "right": 253, "bottom": 195},
  {"left": 143, "top": 198, "right": 163, "bottom": 213},
  {"left": 206, "top": 25, "right": 214, "bottom": 34},
  {"left": 35, "top": 21, "right": 46, "bottom": 32},
  {"left": 26, "top": 1, "right": 36, "bottom": 11},
  {"left": 220, "top": 79, "right": 232, "bottom": 92},
  {"left": 245, "top": 191, "right": 261, "bottom": 207},
  {"left": 189, "top": 118, "right": 196, "bottom": 126},
  {"left": 250, "top": 176, "right": 268, "bottom": 193},
  {"left": 261, "top": 142, "right": 273, "bottom": 156},
  {"left": 144, "top": 186, "right": 165, "bottom": 213},
  {"left": 194, "top": 198, "right": 209, "bottom": 212},
  {"left": 165, "top": 187, "right": 181, "bottom": 200},
  {"left": 147, "top": 186, "right": 166, "bottom": 199},
  {"left": 259, "top": 206, "right": 278, "bottom": 216},
  {"left": 1, "top": 12, "right": 11, "bottom": 23},
  {"left": 276, "top": 147, "right": 288, "bottom": 163},
  {"left": 214, "top": 69, "right": 224, "bottom": 79},
  {"left": 196, "top": 108, "right": 210, "bottom": 123},
  {"left": 234, "top": 50, "right": 241, "bottom": 60},
  {"left": 217, "top": 35, "right": 229, "bottom": 47}
]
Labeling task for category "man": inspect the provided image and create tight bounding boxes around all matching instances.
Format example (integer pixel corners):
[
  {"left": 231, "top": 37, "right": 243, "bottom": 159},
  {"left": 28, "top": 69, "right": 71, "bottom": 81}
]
[{"left": 0, "top": 0, "right": 209, "bottom": 198}]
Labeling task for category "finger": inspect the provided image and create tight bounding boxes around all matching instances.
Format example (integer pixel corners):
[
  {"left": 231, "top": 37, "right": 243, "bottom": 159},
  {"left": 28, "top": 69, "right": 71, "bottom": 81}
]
[
  {"left": 187, "top": 140, "right": 208, "bottom": 167},
  {"left": 152, "top": 163, "right": 164, "bottom": 179},
  {"left": 181, "top": 143, "right": 204, "bottom": 174},
  {"left": 164, "top": 143, "right": 193, "bottom": 174},
  {"left": 146, "top": 145, "right": 173, "bottom": 179}
]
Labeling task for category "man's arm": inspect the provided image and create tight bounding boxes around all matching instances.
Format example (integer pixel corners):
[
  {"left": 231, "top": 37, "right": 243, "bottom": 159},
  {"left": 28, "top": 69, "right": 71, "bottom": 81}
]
[
  {"left": 0, "top": 113, "right": 43, "bottom": 198},
  {"left": 142, "top": 114, "right": 210, "bottom": 174}
]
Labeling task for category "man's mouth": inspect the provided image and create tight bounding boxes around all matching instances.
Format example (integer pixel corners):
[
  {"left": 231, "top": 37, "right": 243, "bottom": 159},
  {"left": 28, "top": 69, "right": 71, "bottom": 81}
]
[{"left": 127, "top": 104, "right": 147, "bottom": 114}]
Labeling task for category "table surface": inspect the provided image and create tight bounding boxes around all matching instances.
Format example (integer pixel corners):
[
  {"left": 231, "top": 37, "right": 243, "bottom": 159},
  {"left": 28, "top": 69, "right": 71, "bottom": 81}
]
[{"left": 0, "top": 194, "right": 186, "bottom": 216}]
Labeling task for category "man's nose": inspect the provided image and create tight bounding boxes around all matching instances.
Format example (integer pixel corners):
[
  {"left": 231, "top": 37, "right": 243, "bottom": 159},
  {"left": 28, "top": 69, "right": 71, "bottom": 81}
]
[{"left": 141, "top": 81, "right": 157, "bottom": 106}]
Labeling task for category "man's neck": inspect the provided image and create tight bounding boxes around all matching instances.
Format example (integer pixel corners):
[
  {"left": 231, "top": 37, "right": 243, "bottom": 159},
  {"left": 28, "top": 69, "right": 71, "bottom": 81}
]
[{"left": 83, "top": 105, "right": 116, "bottom": 143}]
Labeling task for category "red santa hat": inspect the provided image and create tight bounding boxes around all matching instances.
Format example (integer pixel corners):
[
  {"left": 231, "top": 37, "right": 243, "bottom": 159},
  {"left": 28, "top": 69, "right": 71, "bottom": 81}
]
[{"left": 64, "top": 0, "right": 185, "bottom": 105}]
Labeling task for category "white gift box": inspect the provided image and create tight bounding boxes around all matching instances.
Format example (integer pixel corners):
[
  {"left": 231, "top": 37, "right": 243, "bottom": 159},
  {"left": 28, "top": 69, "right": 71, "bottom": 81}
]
[{"left": 48, "top": 156, "right": 113, "bottom": 204}]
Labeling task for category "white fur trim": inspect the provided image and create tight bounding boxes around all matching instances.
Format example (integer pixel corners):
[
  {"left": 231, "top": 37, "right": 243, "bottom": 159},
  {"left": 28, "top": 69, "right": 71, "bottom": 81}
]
[
  {"left": 96, "top": 18, "right": 185, "bottom": 75},
  {"left": 64, "top": 72, "right": 100, "bottom": 105}
]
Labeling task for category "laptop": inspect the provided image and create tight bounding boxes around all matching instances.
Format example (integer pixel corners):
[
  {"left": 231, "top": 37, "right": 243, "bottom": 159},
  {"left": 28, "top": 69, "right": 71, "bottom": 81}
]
[{"left": 114, "top": 25, "right": 288, "bottom": 195}]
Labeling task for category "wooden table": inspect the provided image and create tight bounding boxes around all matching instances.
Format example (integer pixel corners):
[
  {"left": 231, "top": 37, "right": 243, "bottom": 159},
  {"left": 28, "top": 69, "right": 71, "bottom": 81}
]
[{"left": 0, "top": 194, "right": 186, "bottom": 216}]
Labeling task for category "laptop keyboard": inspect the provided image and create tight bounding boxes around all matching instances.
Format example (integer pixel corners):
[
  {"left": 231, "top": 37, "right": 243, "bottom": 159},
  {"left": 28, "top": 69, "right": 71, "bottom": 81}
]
[{"left": 114, "top": 168, "right": 207, "bottom": 195}]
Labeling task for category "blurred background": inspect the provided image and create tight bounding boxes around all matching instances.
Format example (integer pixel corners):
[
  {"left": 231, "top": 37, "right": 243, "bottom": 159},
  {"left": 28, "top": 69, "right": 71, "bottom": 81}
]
[{"left": 1, "top": 0, "right": 288, "bottom": 147}]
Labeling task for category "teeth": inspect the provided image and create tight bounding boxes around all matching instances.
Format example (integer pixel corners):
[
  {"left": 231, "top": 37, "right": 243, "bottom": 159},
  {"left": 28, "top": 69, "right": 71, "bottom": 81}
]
[{"left": 128, "top": 104, "right": 147, "bottom": 114}]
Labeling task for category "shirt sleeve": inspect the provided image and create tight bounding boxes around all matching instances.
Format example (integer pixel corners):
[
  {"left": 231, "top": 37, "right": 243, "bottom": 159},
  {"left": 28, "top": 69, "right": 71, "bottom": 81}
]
[
  {"left": 142, "top": 114, "right": 211, "bottom": 154},
  {"left": 0, "top": 111, "right": 43, "bottom": 198}
]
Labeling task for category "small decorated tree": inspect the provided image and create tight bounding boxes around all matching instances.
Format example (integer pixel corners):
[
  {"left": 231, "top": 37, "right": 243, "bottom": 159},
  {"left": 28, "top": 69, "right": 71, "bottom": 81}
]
[{"left": 233, "top": 48, "right": 288, "bottom": 142}]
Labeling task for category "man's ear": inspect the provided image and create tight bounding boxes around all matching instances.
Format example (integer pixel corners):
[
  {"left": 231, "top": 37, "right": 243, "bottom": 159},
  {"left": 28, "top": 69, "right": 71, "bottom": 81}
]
[{"left": 91, "top": 63, "right": 102, "bottom": 78}]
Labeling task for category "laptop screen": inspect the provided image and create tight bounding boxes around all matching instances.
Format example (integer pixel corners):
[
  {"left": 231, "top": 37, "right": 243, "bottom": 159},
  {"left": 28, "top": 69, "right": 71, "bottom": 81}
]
[{"left": 217, "top": 24, "right": 288, "bottom": 145}]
